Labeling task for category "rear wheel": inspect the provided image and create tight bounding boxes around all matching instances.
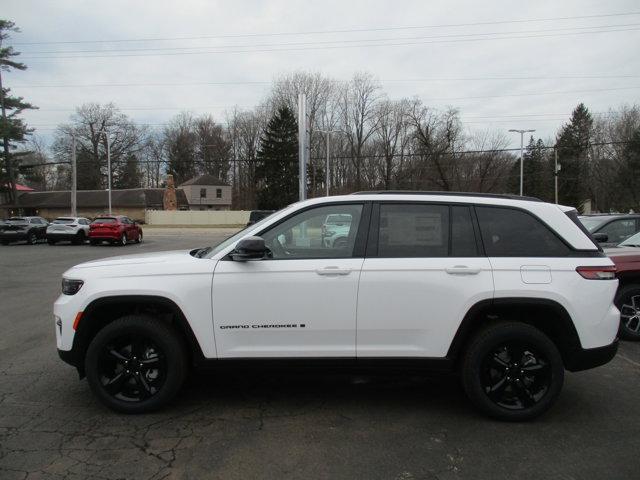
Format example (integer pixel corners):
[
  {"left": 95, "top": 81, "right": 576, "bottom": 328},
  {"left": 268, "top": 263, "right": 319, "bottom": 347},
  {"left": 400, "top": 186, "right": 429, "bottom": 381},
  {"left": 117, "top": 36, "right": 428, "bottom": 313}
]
[
  {"left": 90, "top": 239, "right": 99, "bottom": 246},
  {"left": 615, "top": 284, "right": 640, "bottom": 341},
  {"left": 73, "top": 230, "right": 86, "bottom": 245},
  {"left": 461, "top": 322, "right": 564, "bottom": 421},
  {"left": 85, "top": 315, "right": 187, "bottom": 413},
  {"left": 27, "top": 231, "right": 37, "bottom": 245}
]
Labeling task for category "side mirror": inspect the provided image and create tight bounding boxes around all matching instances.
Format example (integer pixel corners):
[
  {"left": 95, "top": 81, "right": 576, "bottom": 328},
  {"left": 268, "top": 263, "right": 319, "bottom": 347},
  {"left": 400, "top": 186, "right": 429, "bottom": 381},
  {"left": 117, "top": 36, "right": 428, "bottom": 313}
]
[
  {"left": 593, "top": 232, "right": 609, "bottom": 243},
  {"left": 231, "top": 236, "right": 268, "bottom": 261}
]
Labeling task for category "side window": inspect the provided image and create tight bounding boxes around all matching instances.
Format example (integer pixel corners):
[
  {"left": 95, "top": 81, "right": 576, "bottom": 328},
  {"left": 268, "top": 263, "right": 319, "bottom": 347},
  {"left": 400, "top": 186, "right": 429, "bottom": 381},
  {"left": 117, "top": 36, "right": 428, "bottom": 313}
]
[
  {"left": 200, "top": 188, "right": 207, "bottom": 198},
  {"left": 378, "top": 204, "right": 449, "bottom": 257},
  {"left": 451, "top": 206, "right": 478, "bottom": 257},
  {"left": 599, "top": 219, "right": 637, "bottom": 244},
  {"left": 261, "top": 204, "right": 363, "bottom": 260},
  {"left": 476, "top": 206, "right": 570, "bottom": 257},
  {"left": 216, "top": 188, "right": 222, "bottom": 199}
]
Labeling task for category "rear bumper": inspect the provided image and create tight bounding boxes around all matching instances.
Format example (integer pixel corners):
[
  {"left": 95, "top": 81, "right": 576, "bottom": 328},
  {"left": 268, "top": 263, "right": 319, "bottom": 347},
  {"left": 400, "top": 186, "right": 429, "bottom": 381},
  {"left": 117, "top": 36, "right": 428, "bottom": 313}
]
[
  {"left": 89, "top": 234, "right": 120, "bottom": 240},
  {"left": 564, "top": 339, "right": 619, "bottom": 372},
  {"left": 47, "top": 233, "right": 79, "bottom": 241}
]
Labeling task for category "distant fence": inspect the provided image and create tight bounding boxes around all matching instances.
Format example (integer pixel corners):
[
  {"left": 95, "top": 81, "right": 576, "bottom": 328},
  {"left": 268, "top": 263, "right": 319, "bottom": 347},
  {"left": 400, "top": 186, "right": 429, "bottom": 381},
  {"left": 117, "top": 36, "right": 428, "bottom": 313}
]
[{"left": 145, "top": 210, "right": 250, "bottom": 227}]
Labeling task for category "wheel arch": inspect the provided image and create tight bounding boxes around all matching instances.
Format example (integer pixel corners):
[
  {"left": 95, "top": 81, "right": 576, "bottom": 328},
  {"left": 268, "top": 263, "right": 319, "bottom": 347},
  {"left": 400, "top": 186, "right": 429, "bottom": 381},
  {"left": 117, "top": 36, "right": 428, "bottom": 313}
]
[
  {"left": 72, "top": 295, "right": 204, "bottom": 376},
  {"left": 448, "top": 297, "right": 582, "bottom": 367}
]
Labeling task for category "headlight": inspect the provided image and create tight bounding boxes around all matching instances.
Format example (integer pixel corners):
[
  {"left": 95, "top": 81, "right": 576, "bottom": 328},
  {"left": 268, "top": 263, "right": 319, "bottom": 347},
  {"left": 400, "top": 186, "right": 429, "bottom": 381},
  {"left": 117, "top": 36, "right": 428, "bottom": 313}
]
[{"left": 62, "top": 278, "right": 84, "bottom": 295}]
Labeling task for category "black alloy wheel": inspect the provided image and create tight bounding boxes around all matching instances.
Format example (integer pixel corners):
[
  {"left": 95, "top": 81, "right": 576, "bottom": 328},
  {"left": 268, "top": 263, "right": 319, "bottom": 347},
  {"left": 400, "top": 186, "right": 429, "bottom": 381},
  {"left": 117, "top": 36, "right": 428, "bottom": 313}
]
[
  {"left": 97, "top": 335, "right": 167, "bottom": 402},
  {"left": 85, "top": 315, "right": 187, "bottom": 413},
  {"left": 461, "top": 322, "right": 564, "bottom": 421},
  {"left": 616, "top": 285, "right": 640, "bottom": 341},
  {"left": 481, "top": 342, "right": 551, "bottom": 410},
  {"left": 27, "top": 231, "right": 37, "bottom": 245}
]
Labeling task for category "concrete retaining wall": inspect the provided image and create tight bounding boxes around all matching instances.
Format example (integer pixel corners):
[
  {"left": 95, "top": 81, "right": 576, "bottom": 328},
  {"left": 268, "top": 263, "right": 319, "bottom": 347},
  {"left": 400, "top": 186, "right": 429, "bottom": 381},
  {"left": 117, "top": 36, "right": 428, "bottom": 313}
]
[{"left": 145, "top": 210, "right": 250, "bottom": 226}]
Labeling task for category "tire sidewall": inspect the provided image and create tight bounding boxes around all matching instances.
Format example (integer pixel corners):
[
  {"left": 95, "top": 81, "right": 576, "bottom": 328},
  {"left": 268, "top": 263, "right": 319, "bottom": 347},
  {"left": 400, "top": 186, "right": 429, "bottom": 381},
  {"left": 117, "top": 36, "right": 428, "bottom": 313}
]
[
  {"left": 461, "top": 322, "right": 564, "bottom": 421},
  {"left": 85, "top": 316, "right": 187, "bottom": 413}
]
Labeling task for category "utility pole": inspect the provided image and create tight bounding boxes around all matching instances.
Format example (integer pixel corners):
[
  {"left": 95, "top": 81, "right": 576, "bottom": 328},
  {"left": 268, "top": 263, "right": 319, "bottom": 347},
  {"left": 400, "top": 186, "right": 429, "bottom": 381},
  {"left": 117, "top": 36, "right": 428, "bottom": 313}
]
[
  {"left": 71, "top": 134, "right": 77, "bottom": 216},
  {"left": 508, "top": 129, "right": 536, "bottom": 196}
]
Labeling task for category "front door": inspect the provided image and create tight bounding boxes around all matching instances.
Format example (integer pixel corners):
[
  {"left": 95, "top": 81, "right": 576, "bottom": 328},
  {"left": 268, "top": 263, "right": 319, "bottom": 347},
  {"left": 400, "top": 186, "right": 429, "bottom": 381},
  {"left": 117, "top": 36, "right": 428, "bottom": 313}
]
[{"left": 212, "top": 203, "right": 369, "bottom": 358}]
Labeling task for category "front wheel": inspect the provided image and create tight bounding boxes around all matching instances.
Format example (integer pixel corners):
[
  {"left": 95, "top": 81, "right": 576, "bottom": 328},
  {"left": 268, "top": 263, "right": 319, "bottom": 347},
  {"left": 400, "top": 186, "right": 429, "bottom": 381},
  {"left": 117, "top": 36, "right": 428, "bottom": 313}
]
[
  {"left": 615, "top": 285, "right": 640, "bottom": 341},
  {"left": 85, "top": 315, "right": 188, "bottom": 413},
  {"left": 27, "top": 231, "right": 37, "bottom": 245},
  {"left": 118, "top": 233, "right": 127, "bottom": 246},
  {"left": 461, "top": 322, "right": 564, "bottom": 421},
  {"left": 135, "top": 231, "right": 143, "bottom": 244}
]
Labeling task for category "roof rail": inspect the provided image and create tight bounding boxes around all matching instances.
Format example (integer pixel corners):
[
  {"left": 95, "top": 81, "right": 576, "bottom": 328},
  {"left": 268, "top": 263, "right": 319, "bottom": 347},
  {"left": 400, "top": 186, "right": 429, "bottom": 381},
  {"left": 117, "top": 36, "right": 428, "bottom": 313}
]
[{"left": 350, "top": 190, "right": 543, "bottom": 202}]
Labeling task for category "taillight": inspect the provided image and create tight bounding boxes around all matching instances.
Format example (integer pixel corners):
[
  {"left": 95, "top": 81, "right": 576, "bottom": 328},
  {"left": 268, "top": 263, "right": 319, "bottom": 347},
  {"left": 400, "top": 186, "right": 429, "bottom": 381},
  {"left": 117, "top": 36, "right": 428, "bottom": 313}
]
[{"left": 576, "top": 265, "right": 616, "bottom": 280}]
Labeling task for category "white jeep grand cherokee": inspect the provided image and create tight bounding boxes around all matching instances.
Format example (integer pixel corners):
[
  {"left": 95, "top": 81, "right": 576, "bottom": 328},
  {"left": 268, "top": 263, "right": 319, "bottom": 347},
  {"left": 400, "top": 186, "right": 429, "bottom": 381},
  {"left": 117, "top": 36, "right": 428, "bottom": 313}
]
[{"left": 55, "top": 192, "right": 620, "bottom": 420}]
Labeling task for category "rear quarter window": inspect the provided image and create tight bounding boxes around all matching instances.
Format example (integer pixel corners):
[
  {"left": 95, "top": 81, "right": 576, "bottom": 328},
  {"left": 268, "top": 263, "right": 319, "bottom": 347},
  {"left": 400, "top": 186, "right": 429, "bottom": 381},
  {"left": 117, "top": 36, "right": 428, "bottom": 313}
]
[{"left": 476, "top": 206, "right": 570, "bottom": 257}]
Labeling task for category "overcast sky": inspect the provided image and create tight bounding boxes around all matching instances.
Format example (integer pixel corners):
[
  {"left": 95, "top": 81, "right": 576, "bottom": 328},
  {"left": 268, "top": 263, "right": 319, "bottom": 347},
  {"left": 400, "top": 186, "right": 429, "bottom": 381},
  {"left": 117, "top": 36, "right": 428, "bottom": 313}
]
[{"left": 4, "top": 0, "right": 640, "bottom": 148}]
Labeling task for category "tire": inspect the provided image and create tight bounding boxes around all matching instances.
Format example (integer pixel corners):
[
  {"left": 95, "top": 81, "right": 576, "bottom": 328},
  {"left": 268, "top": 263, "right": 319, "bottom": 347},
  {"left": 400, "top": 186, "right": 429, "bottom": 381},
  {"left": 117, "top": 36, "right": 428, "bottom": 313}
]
[
  {"left": 615, "top": 284, "right": 640, "bottom": 341},
  {"left": 135, "top": 232, "right": 143, "bottom": 244},
  {"left": 27, "top": 231, "right": 37, "bottom": 245},
  {"left": 73, "top": 231, "right": 86, "bottom": 245},
  {"left": 90, "top": 239, "right": 99, "bottom": 246},
  {"left": 47, "top": 239, "right": 56, "bottom": 245},
  {"left": 460, "top": 322, "right": 564, "bottom": 421},
  {"left": 85, "top": 315, "right": 188, "bottom": 414},
  {"left": 118, "top": 233, "right": 127, "bottom": 246},
  {"left": 1, "top": 241, "right": 9, "bottom": 246}
]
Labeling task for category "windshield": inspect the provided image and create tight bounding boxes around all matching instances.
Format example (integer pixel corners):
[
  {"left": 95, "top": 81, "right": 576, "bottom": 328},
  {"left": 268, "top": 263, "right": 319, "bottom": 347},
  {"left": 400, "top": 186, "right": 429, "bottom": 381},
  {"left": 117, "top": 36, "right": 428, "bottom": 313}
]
[
  {"left": 53, "top": 218, "right": 75, "bottom": 224},
  {"left": 620, "top": 231, "right": 640, "bottom": 247},
  {"left": 93, "top": 218, "right": 117, "bottom": 224},
  {"left": 578, "top": 217, "right": 607, "bottom": 232},
  {"left": 202, "top": 204, "right": 295, "bottom": 258}
]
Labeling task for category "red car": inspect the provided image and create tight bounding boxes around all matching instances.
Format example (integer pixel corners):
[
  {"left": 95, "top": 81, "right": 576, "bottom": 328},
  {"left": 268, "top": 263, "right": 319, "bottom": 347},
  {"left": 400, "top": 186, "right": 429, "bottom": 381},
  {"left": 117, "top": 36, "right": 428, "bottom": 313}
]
[
  {"left": 605, "top": 239, "right": 640, "bottom": 341},
  {"left": 89, "top": 216, "right": 143, "bottom": 246}
]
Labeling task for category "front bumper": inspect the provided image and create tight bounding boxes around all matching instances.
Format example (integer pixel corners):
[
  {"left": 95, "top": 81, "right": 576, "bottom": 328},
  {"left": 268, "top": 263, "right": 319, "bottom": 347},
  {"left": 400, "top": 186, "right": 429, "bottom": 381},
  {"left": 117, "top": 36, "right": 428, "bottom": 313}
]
[{"left": 564, "top": 339, "right": 619, "bottom": 372}]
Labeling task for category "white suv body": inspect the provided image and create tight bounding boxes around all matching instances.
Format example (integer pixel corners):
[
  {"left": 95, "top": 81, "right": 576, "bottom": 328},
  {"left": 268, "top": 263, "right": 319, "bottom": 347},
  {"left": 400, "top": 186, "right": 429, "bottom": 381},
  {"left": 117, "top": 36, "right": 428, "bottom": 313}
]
[
  {"left": 54, "top": 193, "right": 620, "bottom": 419},
  {"left": 46, "top": 217, "right": 91, "bottom": 244}
]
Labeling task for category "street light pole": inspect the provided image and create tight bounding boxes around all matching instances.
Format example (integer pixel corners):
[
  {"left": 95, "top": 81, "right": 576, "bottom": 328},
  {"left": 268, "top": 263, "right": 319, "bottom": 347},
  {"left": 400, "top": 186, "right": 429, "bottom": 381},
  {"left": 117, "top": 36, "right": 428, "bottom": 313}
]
[
  {"left": 508, "top": 129, "right": 536, "bottom": 196},
  {"left": 98, "top": 129, "right": 112, "bottom": 214},
  {"left": 317, "top": 129, "right": 344, "bottom": 197}
]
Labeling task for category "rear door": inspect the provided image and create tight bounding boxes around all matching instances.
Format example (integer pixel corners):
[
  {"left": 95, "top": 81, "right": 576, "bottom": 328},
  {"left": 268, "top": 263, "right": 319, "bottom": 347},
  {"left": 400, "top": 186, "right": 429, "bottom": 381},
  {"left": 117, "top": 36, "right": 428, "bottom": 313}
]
[{"left": 356, "top": 202, "right": 494, "bottom": 358}]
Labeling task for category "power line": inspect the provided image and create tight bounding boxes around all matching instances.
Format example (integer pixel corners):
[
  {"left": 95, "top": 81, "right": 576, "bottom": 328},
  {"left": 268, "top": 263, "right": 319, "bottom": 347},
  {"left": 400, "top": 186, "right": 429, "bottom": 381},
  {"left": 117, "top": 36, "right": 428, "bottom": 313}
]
[
  {"left": 13, "top": 11, "right": 640, "bottom": 45},
  {"left": 19, "top": 26, "right": 640, "bottom": 60},
  {"left": 12, "top": 75, "right": 640, "bottom": 89},
  {"left": 17, "top": 140, "right": 634, "bottom": 169},
  {"left": 20, "top": 22, "right": 640, "bottom": 55}
]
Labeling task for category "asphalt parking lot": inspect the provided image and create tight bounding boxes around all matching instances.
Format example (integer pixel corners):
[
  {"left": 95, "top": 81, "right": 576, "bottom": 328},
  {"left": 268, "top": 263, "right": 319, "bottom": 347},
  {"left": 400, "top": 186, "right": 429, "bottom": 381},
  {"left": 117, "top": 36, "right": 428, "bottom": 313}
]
[{"left": 1, "top": 230, "right": 639, "bottom": 480}]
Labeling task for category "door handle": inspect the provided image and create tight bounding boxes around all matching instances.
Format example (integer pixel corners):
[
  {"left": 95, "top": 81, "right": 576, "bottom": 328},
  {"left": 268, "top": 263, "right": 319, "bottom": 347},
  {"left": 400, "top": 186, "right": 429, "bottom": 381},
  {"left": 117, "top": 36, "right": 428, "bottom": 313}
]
[
  {"left": 445, "top": 266, "right": 482, "bottom": 275},
  {"left": 316, "top": 266, "right": 352, "bottom": 276}
]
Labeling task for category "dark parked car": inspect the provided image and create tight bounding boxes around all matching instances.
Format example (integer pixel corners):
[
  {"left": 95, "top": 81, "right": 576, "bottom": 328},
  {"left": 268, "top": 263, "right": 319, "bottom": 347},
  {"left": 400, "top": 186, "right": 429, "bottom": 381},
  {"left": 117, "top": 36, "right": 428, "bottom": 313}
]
[
  {"left": 0, "top": 216, "right": 49, "bottom": 245},
  {"left": 605, "top": 231, "right": 640, "bottom": 341},
  {"left": 579, "top": 214, "right": 640, "bottom": 247},
  {"left": 246, "top": 210, "right": 275, "bottom": 227},
  {"left": 89, "top": 216, "right": 143, "bottom": 246}
]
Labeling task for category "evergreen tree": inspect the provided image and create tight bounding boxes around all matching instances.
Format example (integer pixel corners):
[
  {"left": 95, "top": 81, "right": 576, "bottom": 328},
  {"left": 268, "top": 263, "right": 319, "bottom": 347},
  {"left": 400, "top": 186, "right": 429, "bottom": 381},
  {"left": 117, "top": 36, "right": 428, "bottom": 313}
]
[
  {"left": 0, "top": 19, "right": 37, "bottom": 205},
  {"left": 113, "top": 153, "right": 142, "bottom": 189},
  {"left": 255, "top": 107, "right": 299, "bottom": 209},
  {"left": 556, "top": 103, "right": 593, "bottom": 209},
  {"left": 508, "top": 136, "right": 550, "bottom": 199}
]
